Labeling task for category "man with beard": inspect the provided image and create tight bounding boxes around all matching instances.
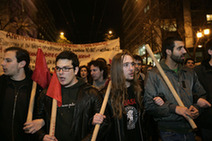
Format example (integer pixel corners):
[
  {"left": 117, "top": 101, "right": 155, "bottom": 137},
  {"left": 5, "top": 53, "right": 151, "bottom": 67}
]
[{"left": 144, "top": 36, "right": 210, "bottom": 141}]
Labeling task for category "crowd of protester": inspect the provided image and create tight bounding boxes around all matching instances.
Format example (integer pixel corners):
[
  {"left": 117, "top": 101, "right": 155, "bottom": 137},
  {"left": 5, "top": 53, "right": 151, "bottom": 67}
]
[{"left": 0, "top": 36, "right": 212, "bottom": 141}]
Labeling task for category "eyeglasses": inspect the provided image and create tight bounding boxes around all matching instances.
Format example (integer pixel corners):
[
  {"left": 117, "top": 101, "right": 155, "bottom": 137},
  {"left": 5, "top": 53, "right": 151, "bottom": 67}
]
[{"left": 55, "top": 66, "right": 74, "bottom": 72}]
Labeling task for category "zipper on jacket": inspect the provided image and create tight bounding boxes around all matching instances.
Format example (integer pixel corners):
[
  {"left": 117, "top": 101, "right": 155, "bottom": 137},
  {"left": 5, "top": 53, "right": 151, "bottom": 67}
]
[{"left": 11, "top": 90, "right": 19, "bottom": 141}]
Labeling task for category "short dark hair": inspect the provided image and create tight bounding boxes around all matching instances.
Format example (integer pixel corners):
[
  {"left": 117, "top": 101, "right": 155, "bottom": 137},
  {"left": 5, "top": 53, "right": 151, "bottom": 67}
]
[
  {"left": 184, "top": 58, "right": 195, "bottom": 65},
  {"left": 133, "top": 55, "right": 143, "bottom": 64},
  {"left": 162, "top": 36, "right": 183, "bottom": 58},
  {"left": 78, "top": 65, "right": 90, "bottom": 76},
  {"left": 96, "top": 58, "right": 107, "bottom": 65},
  {"left": 5, "top": 47, "right": 30, "bottom": 73},
  {"left": 88, "top": 59, "right": 108, "bottom": 79},
  {"left": 56, "top": 51, "right": 79, "bottom": 69}
]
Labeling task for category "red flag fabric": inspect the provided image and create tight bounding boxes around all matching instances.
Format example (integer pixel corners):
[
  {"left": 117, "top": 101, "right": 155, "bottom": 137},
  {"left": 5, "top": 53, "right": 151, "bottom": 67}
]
[
  {"left": 32, "top": 48, "right": 51, "bottom": 88},
  {"left": 46, "top": 72, "right": 62, "bottom": 107}
]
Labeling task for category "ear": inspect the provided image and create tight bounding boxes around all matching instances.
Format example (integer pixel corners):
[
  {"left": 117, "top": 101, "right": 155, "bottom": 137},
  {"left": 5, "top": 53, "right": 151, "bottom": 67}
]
[
  {"left": 74, "top": 66, "right": 79, "bottom": 75},
  {"left": 18, "top": 60, "right": 26, "bottom": 68},
  {"left": 100, "top": 70, "right": 104, "bottom": 75},
  {"left": 208, "top": 49, "right": 212, "bottom": 56},
  {"left": 166, "top": 49, "right": 172, "bottom": 56}
]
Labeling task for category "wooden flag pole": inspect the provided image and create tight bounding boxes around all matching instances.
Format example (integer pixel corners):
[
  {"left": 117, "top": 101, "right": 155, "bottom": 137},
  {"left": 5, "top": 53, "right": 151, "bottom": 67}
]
[
  {"left": 145, "top": 44, "right": 197, "bottom": 129},
  {"left": 26, "top": 81, "right": 37, "bottom": 122},
  {"left": 49, "top": 99, "right": 57, "bottom": 136},
  {"left": 91, "top": 81, "right": 112, "bottom": 141}
]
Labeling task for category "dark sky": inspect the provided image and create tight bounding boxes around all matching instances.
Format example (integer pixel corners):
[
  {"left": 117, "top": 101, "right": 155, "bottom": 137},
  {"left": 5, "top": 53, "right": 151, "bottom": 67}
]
[{"left": 46, "top": 0, "right": 122, "bottom": 44}]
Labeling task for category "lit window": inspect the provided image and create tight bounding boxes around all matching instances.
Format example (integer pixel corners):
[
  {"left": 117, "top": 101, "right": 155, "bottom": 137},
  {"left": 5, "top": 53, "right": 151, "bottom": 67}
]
[
  {"left": 206, "top": 14, "right": 212, "bottom": 23},
  {"left": 161, "top": 19, "right": 177, "bottom": 31}
]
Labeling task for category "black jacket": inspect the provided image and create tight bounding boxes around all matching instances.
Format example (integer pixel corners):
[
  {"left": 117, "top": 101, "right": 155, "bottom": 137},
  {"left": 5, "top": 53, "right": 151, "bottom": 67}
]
[
  {"left": 35, "top": 79, "right": 107, "bottom": 141},
  {"left": 0, "top": 74, "right": 42, "bottom": 141},
  {"left": 194, "top": 60, "right": 212, "bottom": 129},
  {"left": 100, "top": 85, "right": 144, "bottom": 141}
]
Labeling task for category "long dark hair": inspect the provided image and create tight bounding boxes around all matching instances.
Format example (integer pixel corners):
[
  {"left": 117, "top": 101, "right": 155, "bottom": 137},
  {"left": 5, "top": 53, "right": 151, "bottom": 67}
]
[{"left": 110, "top": 50, "right": 142, "bottom": 119}]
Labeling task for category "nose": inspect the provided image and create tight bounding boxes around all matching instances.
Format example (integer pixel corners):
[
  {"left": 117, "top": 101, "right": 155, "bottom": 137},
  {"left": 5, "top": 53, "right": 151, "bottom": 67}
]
[
  {"left": 58, "top": 69, "right": 64, "bottom": 74},
  {"left": 1, "top": 60, "right": 5, "bottom": 67},
  {"left": 90, "top": 70, "right": 94, "bottom": 75},
  {"left": 182, "top": 48, "right": 187, "bottom": 54},
  {"left": 129, "top": 64, "right": 134, "bottom": 70}
]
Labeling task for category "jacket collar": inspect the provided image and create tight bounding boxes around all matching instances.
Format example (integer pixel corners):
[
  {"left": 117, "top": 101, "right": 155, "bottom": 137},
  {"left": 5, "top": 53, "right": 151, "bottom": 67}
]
[{"left": 160, "top": 59, "right": 186, "bottom": 72}]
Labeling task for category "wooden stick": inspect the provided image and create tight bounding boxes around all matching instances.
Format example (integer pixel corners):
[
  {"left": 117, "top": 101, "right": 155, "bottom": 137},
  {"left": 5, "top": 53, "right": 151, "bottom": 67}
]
[
  {"left": 26, "top": 81, "right": 37, "bottom": 122},
  {"left": 91, "top": 81, "right": 112, "bottom": 141},
  {"left": 145, "top": 44, "right": 197, "bottom": 129},
  {"left": 49, "top": 99, "right": 57, "bottom": 136}
]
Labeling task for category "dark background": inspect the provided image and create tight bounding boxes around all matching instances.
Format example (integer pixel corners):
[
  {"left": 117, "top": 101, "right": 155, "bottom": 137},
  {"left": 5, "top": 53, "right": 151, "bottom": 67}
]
[{"left": 47, "top": 0, "right": 122, "bottom": 44}]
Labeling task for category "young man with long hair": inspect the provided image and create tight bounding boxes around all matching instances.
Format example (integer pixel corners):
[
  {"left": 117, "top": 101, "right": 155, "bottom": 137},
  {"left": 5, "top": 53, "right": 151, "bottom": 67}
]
[{"left": 104, "top": 50, "right": 144, "bottom": 141}]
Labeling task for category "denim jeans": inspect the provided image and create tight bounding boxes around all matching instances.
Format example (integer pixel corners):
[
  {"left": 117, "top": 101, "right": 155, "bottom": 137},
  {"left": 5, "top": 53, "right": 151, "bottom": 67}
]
[{"left": 160, "top": 131, "right": 195, "bottom": 141}]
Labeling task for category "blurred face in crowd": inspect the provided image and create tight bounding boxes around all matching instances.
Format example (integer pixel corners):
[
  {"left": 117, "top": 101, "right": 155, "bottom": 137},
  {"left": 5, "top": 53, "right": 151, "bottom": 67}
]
[
  {"left": 1, "top": 50, "right": 24, "bottom": 80},
  {"left": 134, "top": 59, "right": 142, "bottom": 74},
  {"left": 56, "top": 59, "right": 78, "bottom": 87},
  {"left": 170, "top": 41, "right": 187, "bottom": 63},
  {"left": 80, "top": 67, "right": 88, "bottom": 79},
  {"left": 123, "top": 55, "right": 135, "bottom": 82},
  {"left": 90, "top": 65, "right": 103, "bottom": 81},
  {"left": 185, "top": 60, "right": 195, "bottom": 68}
]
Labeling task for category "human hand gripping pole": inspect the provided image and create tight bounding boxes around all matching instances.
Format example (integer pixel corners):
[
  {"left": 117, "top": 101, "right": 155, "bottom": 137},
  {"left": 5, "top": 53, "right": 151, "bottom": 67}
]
[
  {"left": 145, "top": 44, "right": 197, "bottom": 129},
  {"left": 91, "top": 81, "right": 112, "bottom": 141}
]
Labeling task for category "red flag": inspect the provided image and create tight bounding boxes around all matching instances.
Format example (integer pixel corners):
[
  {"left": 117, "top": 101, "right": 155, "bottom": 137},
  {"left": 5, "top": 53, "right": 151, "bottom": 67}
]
[
  {"left": 46, "top": 72, "right": 62, "bottom": 107},
  {"left": 32, "top": 48, "right": 51, "bottom": 88},
  {"left": 109, "top": 59, "right": 112, "bottom": 64}
]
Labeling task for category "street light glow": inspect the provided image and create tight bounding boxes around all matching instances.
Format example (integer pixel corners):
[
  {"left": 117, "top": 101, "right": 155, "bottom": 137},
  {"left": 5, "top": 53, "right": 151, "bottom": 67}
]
[
  {"left": 198, "top": 45, "right": 203, "bottom": 48},
  {"left": 60, "top": 32, "right": 64, "bottom": 36},
  {"left": 203, "top": 29, "right": 210, "bottom": 35},
  {"left": 109, "top": 30, "right": 112, "bottom": 34},
  {"left": 196, "top": 32, "right": 203, "bottom": 38}
]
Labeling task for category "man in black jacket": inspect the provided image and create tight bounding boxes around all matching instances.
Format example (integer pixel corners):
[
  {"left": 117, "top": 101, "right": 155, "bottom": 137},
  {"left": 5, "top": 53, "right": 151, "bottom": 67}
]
[
  {"left": 99, "top": 51, "right": 144, "bottom": 141},
  {"left": 35, "top": 51, "right": 106, "bottom": 141},
  {"left": 0, "top": 47, "right": 42, "bottom": 141},
  {"left": 194, "top": 39, "right": 212, "bottom": 141}
]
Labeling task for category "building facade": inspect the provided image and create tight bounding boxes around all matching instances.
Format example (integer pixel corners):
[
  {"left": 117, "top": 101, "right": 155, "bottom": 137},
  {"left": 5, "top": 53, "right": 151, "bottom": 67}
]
[
  {"left": 0, "top": 0, "right": 57, "bottom": 42},
  {"left": 122, "top": 0, "right": 212, "bottom": 63}
]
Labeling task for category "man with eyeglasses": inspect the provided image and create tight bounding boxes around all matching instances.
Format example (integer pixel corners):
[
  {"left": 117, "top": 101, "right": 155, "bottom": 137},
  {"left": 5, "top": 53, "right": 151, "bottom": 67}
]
[{"left": 35, "top": 51, "right": 107, "bottom": 141}]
